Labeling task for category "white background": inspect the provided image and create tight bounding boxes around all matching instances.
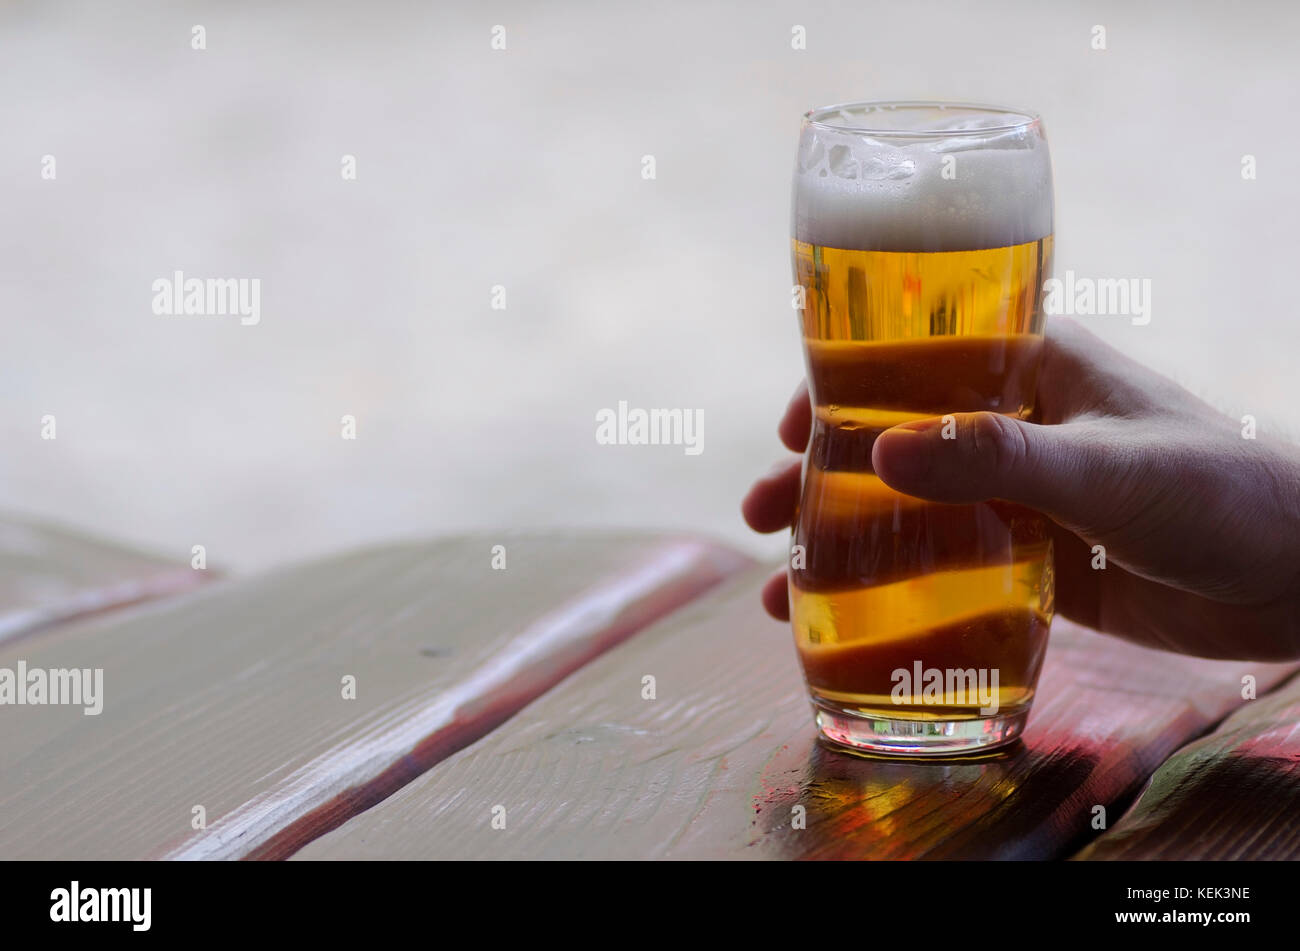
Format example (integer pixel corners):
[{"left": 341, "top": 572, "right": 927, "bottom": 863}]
[{"left": 3, "top": 0, "right": 1296, "bottom": 572}]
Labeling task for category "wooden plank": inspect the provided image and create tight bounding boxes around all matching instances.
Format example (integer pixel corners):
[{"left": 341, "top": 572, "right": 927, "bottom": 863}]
[
  {"left": 1074, "top": 672, "right": 1300, "bottom": 860},
  {"left": 0, "top": 533, "right": 750, "bottom": 859},
  {"left": 0, "top": 515, "right": 205, "bottom": 646},
  {"left": 296, "top": 564, "right": 1298, "bottom": 860}
]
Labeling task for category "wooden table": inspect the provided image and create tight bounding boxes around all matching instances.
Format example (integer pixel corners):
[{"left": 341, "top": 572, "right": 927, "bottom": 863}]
[{"left": 1, "top": 518, "right": 1296, "bottom": 860}]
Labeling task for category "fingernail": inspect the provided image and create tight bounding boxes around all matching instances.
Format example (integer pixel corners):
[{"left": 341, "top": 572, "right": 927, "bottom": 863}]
[{"left": 875, "top": 426, "right": 935, "bottom": 485}]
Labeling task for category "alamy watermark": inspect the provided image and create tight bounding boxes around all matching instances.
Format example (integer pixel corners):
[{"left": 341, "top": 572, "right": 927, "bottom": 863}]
[
  {"left": 595, "top": 401, "right": 703, "bottom": 455},
  {"left": 50, "top": 882, "right": 150, "bottom": 931},
  {"left": 0, "top": 661, "right": 103, "bottom": 715},
  {"left": 1043, "top": 270, "right": 1151, "bottom": 326},
  {"left": 891, "top": 661, "right": 1000, "bottom": 715},
  {"left": 152, "top": 270, "right": 260, "bottom": 326}
]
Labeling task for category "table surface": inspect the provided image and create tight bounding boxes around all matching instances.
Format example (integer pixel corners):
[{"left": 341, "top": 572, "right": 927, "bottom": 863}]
[{"left": 1, "top": 517, "right": 1295, "bottom": 860}]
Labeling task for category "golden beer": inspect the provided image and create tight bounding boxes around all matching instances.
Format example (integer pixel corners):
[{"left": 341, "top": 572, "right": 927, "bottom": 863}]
[{"left": 789, "top": 102, "right": 1056, "bottom": 754}]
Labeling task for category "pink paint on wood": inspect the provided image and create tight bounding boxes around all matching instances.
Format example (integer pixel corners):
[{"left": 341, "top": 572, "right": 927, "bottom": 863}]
[
  {"left": 161, "top": 537, "right": 751, "bottom": 860},
  {"left": 0, "top": 569, "right": 209, "bottom": 647}
]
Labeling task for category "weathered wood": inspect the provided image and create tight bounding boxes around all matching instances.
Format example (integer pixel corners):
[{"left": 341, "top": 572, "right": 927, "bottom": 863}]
[
  {"left": 1074, "top": 672, "right": 1300, "bottom": 860},
  {"left": 0, "top": 533, "right": 749, "bottom": 859},
  {"left": 296, "top": 564, "right": 1298, "bottom": 860},
  {"left": 0, "top": 515, "right": 204, "bottom": 646}
]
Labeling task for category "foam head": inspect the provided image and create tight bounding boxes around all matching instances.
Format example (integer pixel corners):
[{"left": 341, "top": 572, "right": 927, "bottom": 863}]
[{"left": 792, "top": 103, "right": 1054, "bottom": 252}]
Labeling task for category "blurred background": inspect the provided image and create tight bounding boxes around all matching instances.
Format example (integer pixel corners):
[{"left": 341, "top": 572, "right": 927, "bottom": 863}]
[{"left": 2, "top": 0, "right": 1297, "bottom": 574}]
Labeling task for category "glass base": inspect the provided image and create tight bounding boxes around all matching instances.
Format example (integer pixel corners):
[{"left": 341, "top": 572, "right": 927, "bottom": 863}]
[{"left": 813, "top": 700, "right": 1028, "bottom": 757}]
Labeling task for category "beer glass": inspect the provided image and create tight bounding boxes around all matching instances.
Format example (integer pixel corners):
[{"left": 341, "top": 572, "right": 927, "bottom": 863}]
[{"left": 789, "top": 101, "right": 1055, "bottom": 755}]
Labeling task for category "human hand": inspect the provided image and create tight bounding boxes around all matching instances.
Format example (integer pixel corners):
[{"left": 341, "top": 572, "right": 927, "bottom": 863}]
[{"left": 742, "top": 318, "right": 1300, "bottom": 661}]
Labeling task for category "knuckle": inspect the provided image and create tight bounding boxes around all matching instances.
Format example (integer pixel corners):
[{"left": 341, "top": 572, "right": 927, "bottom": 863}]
[{"left": 969, "top": 412, "right": 1030, "bottom": 478}]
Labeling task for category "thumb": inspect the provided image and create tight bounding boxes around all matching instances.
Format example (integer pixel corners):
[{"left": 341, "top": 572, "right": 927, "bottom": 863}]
[{"left": 872, "top": 412, "right": 1112, "bottom": 528}]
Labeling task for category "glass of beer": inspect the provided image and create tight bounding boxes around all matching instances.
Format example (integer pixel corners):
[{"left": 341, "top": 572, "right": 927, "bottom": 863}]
[{"left": 789, "top": 101, "right": 1055, "bottom": 756}]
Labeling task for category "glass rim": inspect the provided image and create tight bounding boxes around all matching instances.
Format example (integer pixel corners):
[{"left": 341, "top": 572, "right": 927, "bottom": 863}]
[{"left": 803, "top": 100, "right": 1041, "bottom": 137}]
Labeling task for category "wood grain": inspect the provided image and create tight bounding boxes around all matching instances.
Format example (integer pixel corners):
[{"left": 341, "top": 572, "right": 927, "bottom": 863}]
[
  {"left": 296, "top": 564, "right": 1298, "bottom": 860},
  {"left": 1074, "top": 672, "right": 1300, "bottom": 860},
  {"left": 0, "top": 533, "right": 749, "bottom": 859},
  {"left": 0, "top": 515, "right": 205, "bottom": 646}
]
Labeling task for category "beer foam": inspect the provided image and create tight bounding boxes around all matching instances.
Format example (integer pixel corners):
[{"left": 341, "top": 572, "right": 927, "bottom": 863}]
[{"left": 792, "top": 105, "right": 1054, "bottom": 252}]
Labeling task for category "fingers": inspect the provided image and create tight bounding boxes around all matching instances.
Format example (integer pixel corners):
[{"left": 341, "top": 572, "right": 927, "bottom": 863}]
[
  {"left": 741, "top": 457, "right": 802, "bottom": 533},
  {"left": 872, "top": 411, "right": 1125, "bottom": 537},
  {"left": 1043, "top": 521, "right": 1103, "bottom": 631},
  {"left": 749, "top": 384, "right": 807, "bottom": 619},
  {"left": 778, "top": 381, "right": 811, "bottom": 453},
  {"left": 761, "top": 568, "right": 790, "bottom": 621}
]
